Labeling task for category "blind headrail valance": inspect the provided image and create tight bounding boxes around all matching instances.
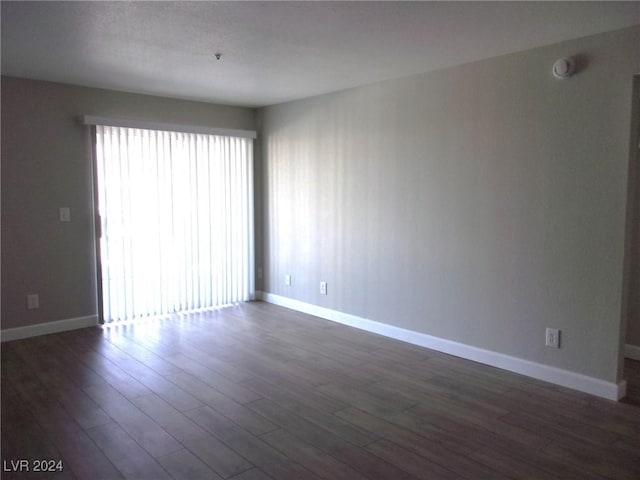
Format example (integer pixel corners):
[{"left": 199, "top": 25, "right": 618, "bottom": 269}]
[{"left": 78, "top": 115, "right": 257, "bottom": 139}]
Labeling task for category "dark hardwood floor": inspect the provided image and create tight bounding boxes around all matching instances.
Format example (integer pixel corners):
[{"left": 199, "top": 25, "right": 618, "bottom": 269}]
[{"left": 2, "top": 301, "right": 639, "bottom": 479}]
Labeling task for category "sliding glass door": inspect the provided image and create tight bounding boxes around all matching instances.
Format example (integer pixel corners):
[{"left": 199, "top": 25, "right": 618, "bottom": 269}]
[{"left": 94, "top": 125, "right": 254, "bottom": 323}]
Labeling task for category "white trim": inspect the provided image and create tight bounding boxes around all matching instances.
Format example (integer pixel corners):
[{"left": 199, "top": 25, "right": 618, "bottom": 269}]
[
  {"left": 1, "top": 315, "right": 99, "bottom": 342},
  {"left": 257, "top": 292, "right": 626, "bottom": 401},
  {"left": 624, "top": 343, "right": 640, "bottom": 361},
  {"left": 78, "top": 115, "right": 257, "bottom": 139}
]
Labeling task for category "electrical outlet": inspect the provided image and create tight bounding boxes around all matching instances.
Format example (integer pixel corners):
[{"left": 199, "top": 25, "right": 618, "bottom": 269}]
[
  {"left": 26, "top": 294, "right": 39, "bottom": 310},
  {"left": 320, "top": 281, "right": 327, "bottom": 295},
  {"left": 545, "top": 328, "right": 560, "bottom": 348},
  {"left": 285, "top": 274, "right": 291, "bottom": 286}
]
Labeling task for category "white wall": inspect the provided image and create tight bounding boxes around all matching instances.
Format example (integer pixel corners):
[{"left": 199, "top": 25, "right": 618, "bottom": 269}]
[{"left": 258, "top": 26, "right": 640, "bottom": 384}]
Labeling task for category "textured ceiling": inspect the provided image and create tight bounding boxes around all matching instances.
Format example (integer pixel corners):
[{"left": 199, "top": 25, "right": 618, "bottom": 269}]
[{"left": 2, "top": 1, "right": 639, "bottom": 107}]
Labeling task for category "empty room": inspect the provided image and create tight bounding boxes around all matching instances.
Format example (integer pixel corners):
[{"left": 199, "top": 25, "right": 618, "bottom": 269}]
[{"left": 2, "top": 1, "right": 640, "bottom": 479}]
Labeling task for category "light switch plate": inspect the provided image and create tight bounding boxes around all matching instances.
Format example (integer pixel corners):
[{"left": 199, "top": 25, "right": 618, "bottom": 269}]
[{"left": 59, "top": 207, "right": 71, "bottom": 222}]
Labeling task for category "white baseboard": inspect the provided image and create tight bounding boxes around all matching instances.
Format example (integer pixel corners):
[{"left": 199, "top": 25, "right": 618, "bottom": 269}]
[
  {"left": 1, "top": 315, "right": 99, "bottom": 342},
  {"left": 257, "top": 291, "right": 626, "bottom": 401},
  {"left": 625, "top": 343, "right": 640, "bottom": 361}
]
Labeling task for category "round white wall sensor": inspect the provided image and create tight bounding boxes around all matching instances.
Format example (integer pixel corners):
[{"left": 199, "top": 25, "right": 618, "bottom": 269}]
[{"left": 552, "top": 57, "right": 575, "bottom": 79}]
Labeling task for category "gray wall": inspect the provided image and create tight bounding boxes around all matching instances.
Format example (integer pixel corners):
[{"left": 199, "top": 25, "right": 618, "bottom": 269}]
[
  {"left": 1, "top": 77, "right": 256, "bottom": 330},
  {"left": 259, "top": 26, "right": 640, "bottom": 383},
  {"left": 626, "top": 76, "right": 640, "bottom": 349}
]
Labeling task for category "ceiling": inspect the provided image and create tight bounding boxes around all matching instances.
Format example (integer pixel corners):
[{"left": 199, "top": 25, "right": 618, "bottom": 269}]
[{"left": 2, "top": 1, "right": 639, "bottom": 108}]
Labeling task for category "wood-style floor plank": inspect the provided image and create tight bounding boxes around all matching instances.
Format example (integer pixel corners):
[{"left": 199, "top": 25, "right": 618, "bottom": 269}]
[
  {"left": 2, "top": 301, "right": 639, "bottom": 479},
  {"left": 260, "top": 428, "right": 370, "bottom": 480},
  {"left": 363, "top": 438, "right": 462, "bottom": 480},
  {"left": 85, "top": 422, "right": 173, "bottom": 479},
  {"left": 129, "top": 393, "right": 212, "bottom": 443},
  {"left": 155, "top": 448, "right": 223, "bottom": 480},
  {"left": 82, "top": 383, "right": 183, "bottom": 458}
]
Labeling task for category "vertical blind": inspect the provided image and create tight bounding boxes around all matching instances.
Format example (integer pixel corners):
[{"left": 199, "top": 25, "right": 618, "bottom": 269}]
[{"left": 95, "top": 125, "right": 254, "bottom": 323}]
